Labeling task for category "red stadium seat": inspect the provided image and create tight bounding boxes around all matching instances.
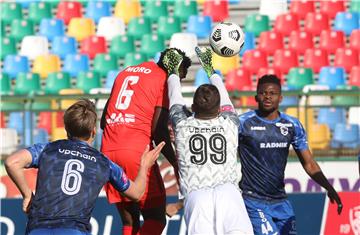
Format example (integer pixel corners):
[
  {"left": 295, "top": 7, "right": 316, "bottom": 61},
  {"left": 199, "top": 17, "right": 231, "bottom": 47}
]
[
  {"left": 350, "top": 29, "right": 360, "bottom": 52},
  {"left": 349, "top": 66, "right": 360, "bottom": 87},
  {"left": 203, "top": 0, "right": 229, "bottom": 22},
  {"left": 288, "top": 30, "right": 314, "bottom": 55},
  {"left": 273, "top": 49, "right": 299, "bottom": 75},
  {"left": 289, "top": 0, "right": 315, "bottom": 20},
  {"left": 241, "top": 49, "right": 268, "bottom": 75},
  {"left": 38, "top": 112, "right": 52, "bottom": 134},
  {"left": 80, "top": 36, "right": 107, "bottom": 60},
  {"left": 319, "top": 0, "right": 345, "bottom": 19},
  {"left": 258, "top": 31, "right": 284, "bottom": 56},
  {"left": 0, "top": 112, "right": 5, "bottom": 128},
  {"left": 256, "top": 67, "right": 283, "bottom": 84},
  {"left": 334, "top": 48, "right": 359, "bottom": 73},
  {"left": 225, "top": 68, "right": 252, "bottom": 91},
  {"left": 319, "top": 30, "right": 345, "bottom": 54},
  {"left": 274, "top": 13, "right": 300, "bottom": 37},
  {"left": 304, "top": 12, "right": 330, "bottom": 36},
  {"left": 303, "top": 48, "right": 329, "bottom": 73},
  {"left": 56, "top": 1, "right": 82, "bottom": 25}
]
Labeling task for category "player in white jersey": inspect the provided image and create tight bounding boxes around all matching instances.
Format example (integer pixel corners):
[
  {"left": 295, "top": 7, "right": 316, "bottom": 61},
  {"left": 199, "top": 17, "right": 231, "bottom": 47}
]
[{"left": 164, "top": 47, "right": 253, "bottom": 235}]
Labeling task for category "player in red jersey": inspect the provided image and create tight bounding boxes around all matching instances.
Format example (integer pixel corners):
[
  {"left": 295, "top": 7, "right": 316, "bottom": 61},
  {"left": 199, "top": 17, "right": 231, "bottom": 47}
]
[{"left": 100, "top": 48, "right": 191, "bottom": 235}]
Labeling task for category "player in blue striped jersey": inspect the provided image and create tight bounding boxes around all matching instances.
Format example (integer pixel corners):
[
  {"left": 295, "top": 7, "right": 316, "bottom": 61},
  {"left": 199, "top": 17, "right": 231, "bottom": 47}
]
[
  {"left": 238, "top": 75, "right": 343, "bottom": 235},
  {"left": 5, "top": 99, "right": 165, "bottom": 235}
]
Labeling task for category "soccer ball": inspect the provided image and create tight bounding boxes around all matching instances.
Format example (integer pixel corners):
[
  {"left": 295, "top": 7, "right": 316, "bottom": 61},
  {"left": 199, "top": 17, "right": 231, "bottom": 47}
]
[{"left": 209, "top": 22, "right": 245, "bottom": 57}]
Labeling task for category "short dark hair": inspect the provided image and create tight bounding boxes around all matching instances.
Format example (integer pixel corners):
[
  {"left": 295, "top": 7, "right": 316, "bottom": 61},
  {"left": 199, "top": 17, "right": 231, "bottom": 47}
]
[
  {"left": 193, "top": 84, "right": 220, "bottom": 115},
  {"left": 157, "top": 48, "right": 192, "bottom": 73},
  {"left": 63, "top": 99, "right": 97, "bottom": 140},
  {"left": 257, "top": 75, "right": 282, "bottom": 92}
]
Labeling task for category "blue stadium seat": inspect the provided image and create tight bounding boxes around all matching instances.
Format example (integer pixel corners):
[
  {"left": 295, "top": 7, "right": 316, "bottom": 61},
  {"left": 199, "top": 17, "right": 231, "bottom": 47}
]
[
  {"left": 333, "top": 12, "right": 359, "bottom": 36},
  {"left": 63, "top": 54, "right": 90, "bottom": 78},
  {"left": 318, "top": 66, "right": 346, "bottom": 90},
  {"left": 39, "top": 18, "right": 65, "bottom": 41},
  {"left": 331, "top": 123, "right": 360, "bottom": 148},
  {"left": 23, "top": 128, "right": 49, "bottom": 146},
  {"left": 8, "top": 111, "right": 35, "bottom": 135},
  {"left": 187, "top": 15, "right": 212, "bottom": 39},
  {"left": 194, "top": 69, "right": 222, "bottom": 87},
  {"left": 85, "top": 1, "right": 111, "bottom": 24},
  {"left": 105, "top": 70, "right": 120, "bottom": 88},
  {"left": 240, "top": 31, "right": 256, "bottom": 56},
  {"left": 4, "top": 55, "right": 29, "bottom": 79},
  {"left": 51, "top": 36, "right": 77, "bottom": 60},
  {"left": 317, "top": 108, "right": 346, "bottom": 131},
  {"left": 15, "top": 0, "right": 32, "bottom": 8}
]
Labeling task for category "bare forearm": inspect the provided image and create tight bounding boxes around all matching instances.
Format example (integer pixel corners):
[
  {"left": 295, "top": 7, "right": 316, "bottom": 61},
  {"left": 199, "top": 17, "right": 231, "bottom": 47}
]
[
  {"left": 129, "top": 166, "right": 148, "bottom": 201},
  {"left": 5, "top": 163, "right": 32, "bottom": 198}
]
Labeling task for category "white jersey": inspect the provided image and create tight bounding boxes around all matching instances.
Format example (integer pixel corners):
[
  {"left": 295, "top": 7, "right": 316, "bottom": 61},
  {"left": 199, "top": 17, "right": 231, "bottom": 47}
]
[{"left": 170, "top": 104, "right": 240, "bottom": 197}]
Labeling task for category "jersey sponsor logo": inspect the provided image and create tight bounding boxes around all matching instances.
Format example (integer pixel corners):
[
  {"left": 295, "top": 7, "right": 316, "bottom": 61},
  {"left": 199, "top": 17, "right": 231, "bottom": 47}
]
[
  {"left": 187, "top": 126, "right": 225, "bottom": 134},
  {"left": 59, "top": 149, "right": 97, "bottom": 162},
  {"left": 275, "top": 122, "right": 293, "bottom": 127},
  {"left": 106, "top": 112, "right": 135, "bottom": 125},
  {"left": 251, "top": 126, "right": 266, "bottom": 131},
  {"left": 125, "top": 66, "right": 152, "bottom": 74},
  {"left": 260, "top": 142, "right": 288, "bottom": 148}
]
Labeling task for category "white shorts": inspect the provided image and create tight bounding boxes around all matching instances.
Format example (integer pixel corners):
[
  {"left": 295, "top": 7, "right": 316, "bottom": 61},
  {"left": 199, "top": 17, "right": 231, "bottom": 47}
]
[{"left": 184, "top": 183, "right": 254, "bottom": 235}]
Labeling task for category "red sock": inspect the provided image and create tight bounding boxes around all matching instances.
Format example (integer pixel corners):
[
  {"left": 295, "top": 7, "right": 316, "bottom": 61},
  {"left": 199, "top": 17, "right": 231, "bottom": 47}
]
[
  {"left": 123, "top": 225, "right": 140, "bottom": 235},
  {"left": 139, "top": 220, "right": 165, "bottom": 235}
]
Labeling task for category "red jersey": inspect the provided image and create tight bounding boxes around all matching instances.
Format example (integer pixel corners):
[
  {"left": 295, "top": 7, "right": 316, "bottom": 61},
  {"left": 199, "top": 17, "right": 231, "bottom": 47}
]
[{"left": 101, "top": 62, "right": 169, "bottom": 152}]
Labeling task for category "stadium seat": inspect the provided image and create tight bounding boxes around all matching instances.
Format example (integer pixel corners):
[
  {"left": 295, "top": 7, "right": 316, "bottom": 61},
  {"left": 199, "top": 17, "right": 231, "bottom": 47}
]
[
  {"left": 10, "top": 19, "right": 34, "bottom": 42},
  {"left": 85, "top": 1, "right": 111, "bottom": 24},
  {"left": 1, "top": 37, "right": 16, "bottom": 60},
  {"left": 225, "top": 68, "right": 252, "bottom": 91},
  {"left": 244, "top": 14, "right": 270, "bottom": 37},
  {"left": 288, "top": 31, "right": 314, "bottom": 55},
  {"left": 51, "top": 36, "right": 77, "bottom": 60},
  {"left": 1, "top": 73, "right": 12, "bottom": 95},
  {"left": 331, "top": 123, "right": 360, "bottom": 148},
  {"left": 14, "top": 73, "right": 41, "bottom": 95},
  {"left": 303, "top": 49, "right": 329, "bottom": 73},
  {"left": 348, "top": 107, "right": 360, "bottom": 125},
  {"left": 240, "top": 31, "right": 256, "bottom": 56},
  {"left": 307, "top": 124, "right": 331, "bottom": 150},
  {"left": 318, "top": 66, "right": 346, "bottom": 89},
  {"left": 32, "top": 54, "right": 61, "bottom": 79},
  {"left": 169, "top": 33, "right": 198, "bottom": 59},
  {"left": 351, "top": 0, "right": 360, "bottom": 12},
  {"left": 39, "top": 19, "right": 65, "bottom": 41},
  {"left": 242, "top": 49, "right": 268, "bottom": 75},
  {"left": 56, "top": 1, "right": 83, "bottom": 25},
  {"left": 105, "top": 70, "right": 120, "bottom": 88},
  {"left": 203, "top": 0, "right": 229, "bottom": 22},
  {"left": 289, "top": 0, "right": 315, "bottom": 20},
  {"left": 256, "top": 67, "right": 282, "bottom": 83},
  {"left": 212, "top": 53, "right": 240, "bottom": 75},
  {"left": 45, "top": 72, "right": 72, "bottom": 94},
  {"left": 174, "top": 0, "right": 198, "bottom": 22},
  {"left": 285, "top": 107, "right": 315, "bottom": 127},
  {"left": 20, "top": 36, "right": 49, "bottom": 60},
  {"left": 63, "top": 54, "right": 90, "bottom": 78},
  {"left": 317, "top": 108, "right": 346, "bottom": 131},
  {"left": 349, "top": 66, "right": 360, "bottom": 87},
  {"left": 1, "top": 2, "right": 23, "bottom": 25},
  {"left": 332, "top": 85, "right": 360, "bottom": 106},
  {"left": 4, "top": 55, "right": 30, "bottom": 79},
  {"left": 319, "top": 0, "right": 345, "bottom": 19},
  {"left": 194, "top": 68, "right": 210, "bottom": 87},
  {"left": 89, "top": 88, "right": 111, "bottom": 110},
  {"left": 157, "top": 16, "right": 182, "bottom": 40},
  {"left": 143, "top": 1, "right": 168, "bottom": 23},
  {"left": 0, "top": 128, "right": 19, "bottom": 155},
  {"left": 80, "top": 36, "right": 107, "bottom": 59},
  {"left": 259, "top": 0, "right": 288, "bottom": 21},
  {"left": 76, "top": 71, "right": 102, "bottom": 93},
  {"left": 334, "top": 48, "right": 359, "bottom": 73},
  {"left": 258, "top": 31, "right": 284, "bottom": 56},
  {"left": 140, "top": 34, "right": 165, "bottom": 58},
  {"left": 93, "top": 54, "right": 118, "bottom": 77},
  {"left": 319, "top": 30, "right": 345, "bottom": 55},
  {"left": 304, "top": 12, "right": 330, "bottom": 36},
  {"left": 187, "top": 15, "right": 212, "bottom": 39},
  {"left": 127, "top": 17, "right": 152, "bottom": 41},
  {"left": 333, "top": 12, "right": 359, "bottom": 36},
  {"left": 124, "top": 52, "right": 148, "bottom": 68},
  {"left": 52, "top": 127, "right": 67, "bottom": 141},
  {"left": 300, "top": 84, "right": 331, "bottom": 106},
  {"left": 350, "top": 30, "right": 360, "bottom": 52},
  {"left": 0, "top": 113, "right": 5, "bottom": 128},
  {"left": 273, "top": 49, "right": 299, "bottom": 75},
  {"left": 286, "top": 67, "right": 314, "bottom": 90},
  {"left": 58, "top": 88, "right": 84, "bottom": 110},
  {"left": 7, "top": 112, "right": 35, "bottom": 135},
  {"left": 38, "top": 112, "right": 52, "bottom": 134},
  {"left": 96, "top": 17, "right": 126, "bottom": 41},
  {"left": 274, "top": 13, "right": 299, "bottom": 37},
  {"left": 67, "top": 18, "right": 96, "bottom": 41},
  {"left": 110, "top": 35, "right": 135, "bottom": 59},
  {"left": 279, "top": 90, "right": 299, "bottom": 108},
  {"left": 114, "top": 0, "right": 142, "bottom": 24},
  {"left": 28, "top": 2, "right": 52, "bottom": 23},
  {"left": 30, "top": 128, "right": 49, "bottom": 145}
]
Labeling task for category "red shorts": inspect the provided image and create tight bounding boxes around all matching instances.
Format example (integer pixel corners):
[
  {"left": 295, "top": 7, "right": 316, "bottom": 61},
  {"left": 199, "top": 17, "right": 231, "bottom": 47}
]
[{"left": 104, "top": 149, "right": 166, "bottom": 209}]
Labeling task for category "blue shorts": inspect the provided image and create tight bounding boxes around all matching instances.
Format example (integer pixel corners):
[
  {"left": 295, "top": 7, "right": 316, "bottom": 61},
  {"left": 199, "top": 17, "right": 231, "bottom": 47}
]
[
  {"left": 244, "top": 197, "right": 296, "bottom": 235},
  {"left": 28, "top": 228, "right": 90, "bottom": 235}
]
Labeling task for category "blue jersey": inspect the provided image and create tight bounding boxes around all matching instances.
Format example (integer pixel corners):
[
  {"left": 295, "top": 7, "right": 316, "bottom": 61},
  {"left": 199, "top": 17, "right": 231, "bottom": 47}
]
[
  {"left": 238, "top": 110, "right": 308, "bottom": 201},
  {"left": 25, "top": 139, "right": 130, "bottom": 233}
]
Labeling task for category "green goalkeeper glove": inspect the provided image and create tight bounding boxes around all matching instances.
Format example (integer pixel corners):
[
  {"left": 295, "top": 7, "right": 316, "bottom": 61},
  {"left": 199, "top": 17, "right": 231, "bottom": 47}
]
[
  {"left": 195, "top": 46, "right": 215, "bottom": 78},
  {"left": 162, "top": 49, "right": 184, "bottom": 76}
]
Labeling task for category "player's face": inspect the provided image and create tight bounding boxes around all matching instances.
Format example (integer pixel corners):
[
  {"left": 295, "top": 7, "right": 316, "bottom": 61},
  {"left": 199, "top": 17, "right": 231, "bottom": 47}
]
[{"left": 256, "top": 83, "right": 282, "bottom": 113}]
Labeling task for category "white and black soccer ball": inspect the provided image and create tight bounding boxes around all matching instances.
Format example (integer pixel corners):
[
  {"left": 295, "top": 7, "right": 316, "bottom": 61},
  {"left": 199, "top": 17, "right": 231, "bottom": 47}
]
[{"left": 209, "top": 22, "right": 245, "bottom": 57}]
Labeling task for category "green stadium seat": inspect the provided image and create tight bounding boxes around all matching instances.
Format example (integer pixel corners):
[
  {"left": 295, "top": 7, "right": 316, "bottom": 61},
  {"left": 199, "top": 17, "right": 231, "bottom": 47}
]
[
  {"left": 110, "top": 35, "right": 135, "bottom": 59},
  {"left": 1, "top": 73, "right": 12, "bottom": 95},
  {"left": 0, "top": 102, "right": 25, "bottom": 111},
  {"left": 140, "top": 34, "right": 165, "bottom": 58},
  {"left": 351, "top": 0, "right": 360, "bottom": 13},
  {"left": 332, "top": 85, "right": 360, "bottom": 106},
  {"left": 1, "top": 2, "right": 23, "bottom": 25},
  {"left": 93, "top": 54, "right": 118, "bottom": 77},
  {"left": 28, "top": 2, "right": 52, "bottom": 24},
  {"left": 286, "top": 68, "right": 314, "bottom": 90},
  {"left": 14, "top": 73, "right": 41, "bottom": 95},
  {"left": 174, "top": 0, "right": 198, "bottom": 22},
  {"left": 244, "top": 14, "right": 270, "bottom": 37},
  {"left": 127, "top": 17, "right": 152, "bottom": 41},
  {"left": 76, "top": 71, "right": 102, "bottom": 93},
  {"left": 30, "top": 101, "right": 52, "bottom": 111},
  {"left": 144, "top": 1, "right": 168, "bottom": 23},
  {"left": 45, "top": 72, "right": 72, "bottom": 94},
  {"left": 124, "top": 52, "right": 148, "bottom": 68},
  {"left": 157, "top": 16, "right": 182, "bottom": 40},
  {"left": 1, "top": 37, "right": 17, "bottom": 60},
  {"left": 1, "top": 23, "right": 6, "bottom": 37},
  {"left": 10, "top": 19, "right": 35, "bottom": 42}
]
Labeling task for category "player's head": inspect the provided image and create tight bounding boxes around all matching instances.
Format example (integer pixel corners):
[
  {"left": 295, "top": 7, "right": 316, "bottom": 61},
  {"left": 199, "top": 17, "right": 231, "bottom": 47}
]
[
  {"left": 192, "top": 84, "right": 220, "bottom": 119},
  {"left": 255, "top": 75, "right": 283, "bottom": 113},
  {"left": 64, "top": 99, "right": 97, "bottom": 141},
  {"left": 157, "top": 48, "right": 192, "bottom": 79}
]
